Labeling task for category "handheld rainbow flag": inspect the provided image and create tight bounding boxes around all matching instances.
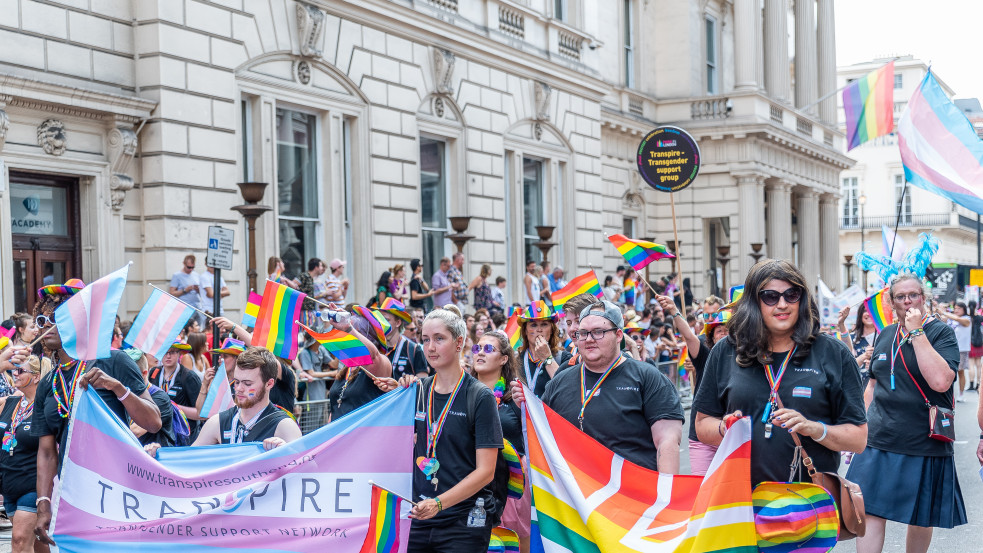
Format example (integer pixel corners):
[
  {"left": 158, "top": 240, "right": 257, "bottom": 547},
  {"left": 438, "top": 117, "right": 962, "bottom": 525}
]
[
  {"left": 488, "top": 527, "right": 520, "bottom": 553},
  {"left": 199, "top": 363, "right": 235, "bottom": 419},
  {"left": 503, "top": 439, "right": 524, "bottom": 499},
  {"left": 358, "top": 484, "right": 403, "bottom": 553},
  {"left": 729, "top": 284, "right": 745, "bottom": 304},
  {"left": 504, "top": 310, "right": 522, "bottom": 350},
  {"left": 124, "top": 288, "right": 196, "bottom": 361},
  {"left": 55, "top": 264, "right": 129, "bottom": 360},
  {"left": 251, "top": 280, "right": 306, "bottom": 359},
  {"left": 677, "top": 344, "right": 689, "bottom": 371},
  {"left": 608, "top": 234, "right": 675, "bottom": 271},
  {"left": 863, "top": 288, "right": 894, "bottom": 332},
  {"left": 300, "top": 323, "right": 374, "bottom": 368},
  {"left": 241, "top": 291, "right": 263, "bottom": 328},
  {"left": 843, "top": 60, "right": 895, "bottom": 150},
  {"left": 353, "top": 306, "right": 392, "bottom": 350},
  {"left": 623, "top": 275, "right": 636, "bottom": 305}
]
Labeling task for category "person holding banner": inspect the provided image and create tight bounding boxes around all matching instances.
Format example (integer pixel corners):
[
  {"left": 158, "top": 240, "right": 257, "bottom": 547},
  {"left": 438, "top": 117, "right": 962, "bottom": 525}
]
[
  {"left": 149, "top": 342, "right": 203, "bottom": 440},
  {"left": 693, "top": 259, "right": 867, "bottom": 487},
  {"left": 127, "top": 349, "right": 175, "bottom": 448}
]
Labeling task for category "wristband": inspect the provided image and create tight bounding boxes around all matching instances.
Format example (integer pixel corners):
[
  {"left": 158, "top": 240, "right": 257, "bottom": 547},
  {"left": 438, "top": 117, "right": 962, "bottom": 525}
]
[
  {"left": 909, "top": 328, "right": 925, "bottom": 339},
  {"left": 545, "top": 356, "right": 554, "bottom": 366},
  {"left": 117, "top": 387, "right": 131, "bottom": 402},
  {"left": 815, "top": 421, "right": 828, "bottom": 442},
  {"left": 434, "top": 496, "right": 443, "bottom": 512},
  {"left": 672, "top": 312, "right": 682, "bottom": 319},
  {"left": 718, "top": 419, "right": 726, "bottom": 437},
  {"left": 36, "top": 496, "right": 51, "bottom": 506}
]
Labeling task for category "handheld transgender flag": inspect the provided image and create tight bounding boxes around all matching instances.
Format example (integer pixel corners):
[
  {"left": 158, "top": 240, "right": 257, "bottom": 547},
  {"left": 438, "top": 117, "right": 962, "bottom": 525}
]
[
  {"left": 241, "top": 291, "right": 263, "bottom": 328},
  {"left": 864, "top": 288, "right": 894, "bottom": 332},
  {"left": 199, "top": 364, "right": 235, "bottom": 419},
  {"left": 881, "top": 225, "right": 908, "bottom": 262},
  {"left": 124, "top": 288, "right": 195, "bottom": 361},
  {"left": 251, "top": 280, "right": 306, "bottom": 359},
  {"left": 898, "top": 69, "right": 983, "bottom": 214},
  {"left": 358, "top": 484, "right": 403, "bottom": 553},
  {"left": 353, "top": 306, "right": 392, "bottom": 350},
  {"left": 550, "top": 271, "right": 603, "bottom": 311},
  {"left": 843, "top": 60, "right": 895, "bottom": 150},
  {"left": 608, "top": 234, "right": 675, "bottom": 271},
  {"left": 299, "top": 323, "right": 373, "bottom": 368},
  {"left": 54, "top": 264, "right": 129, "bottom": 361}
]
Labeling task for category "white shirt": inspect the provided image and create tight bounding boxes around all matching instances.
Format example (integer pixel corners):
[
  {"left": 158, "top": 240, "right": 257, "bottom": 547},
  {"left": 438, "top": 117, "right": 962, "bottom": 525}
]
[{"left": 199, "top": 271, "right": 227, "bottom": 315}]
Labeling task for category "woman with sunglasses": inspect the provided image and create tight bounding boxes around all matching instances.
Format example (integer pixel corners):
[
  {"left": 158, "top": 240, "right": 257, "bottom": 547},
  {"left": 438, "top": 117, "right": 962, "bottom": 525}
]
[
  {"left": 516, "top": 300, "right": 571, "bottom": 398},
  {"left": 0, "top": 355, "right": 49, "bottom": 553},
  {"left": 693, "top": 259, "right": 867, "bottom": 486}
]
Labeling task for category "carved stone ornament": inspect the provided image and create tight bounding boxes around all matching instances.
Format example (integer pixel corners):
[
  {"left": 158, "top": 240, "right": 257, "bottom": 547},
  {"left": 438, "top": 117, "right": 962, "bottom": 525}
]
[
  {"left": 624, "top": 172, "right": 645, "bottom": 209},
  {"left": 0, "top": 108, "right": 9, "bottom": 152},
  {"left": 37, "top": 119, "right": 67, "bottom": 156},
  {"left": 433, "top": 97, "right": 445, "bottom": 118},
  {"left": 534, "top": 81, "right": 552, "bottom": 121},
  {"left": 296, "top": 60, "right": 311, "bottom": 84},
  {"left": 295, "top": 2, "right": 325, "bottom": 58},
  {"left": 431, "top": 48, "right": 456, "bottom": 95},
  {"left": 534, "top": 122, "right": 543, "bottom": 141},
  {"left": 107, "top": 126, "right": 137, "bottom": 211}
]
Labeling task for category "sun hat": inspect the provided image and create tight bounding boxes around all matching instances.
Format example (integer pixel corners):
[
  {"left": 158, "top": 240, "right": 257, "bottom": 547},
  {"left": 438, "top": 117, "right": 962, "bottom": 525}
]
[
  {"left": 211, "top": 337, "right": 246, "bottom": 356},
  {"left": 752, "top": 481, "right": 839, "bottom": 552},
  {"left": 701, "top": 309, "right": 732, "bottom": 336},
  {"left": 329, "top": 258, "right": 346, "bottom": 270},
  {"left": 379, "top": 297, "right": 412, "bottom": 323},
  {"left": 37, "top": 278, "right": 85, "bottom": 300},
  {"left": 519, "top": 300, "right": 559, "bottom": 322},
  {"left": 168, "top": 340, "right": 192, "bottom": 352}
]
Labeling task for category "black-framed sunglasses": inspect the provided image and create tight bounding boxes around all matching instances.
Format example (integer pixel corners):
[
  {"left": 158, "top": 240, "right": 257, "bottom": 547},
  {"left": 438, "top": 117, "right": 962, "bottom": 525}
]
[
  {"left": 35, "top": 315, "right": 55, "bottom": 328},
  {"left": 472, "top": 344, "right": 498, "bottom": 354},
  {"left": 759, "top": 288, "right": 803, "bottom": 306},
  {"left": 573, "top": 328, "right": 619, "bottom": 341}
]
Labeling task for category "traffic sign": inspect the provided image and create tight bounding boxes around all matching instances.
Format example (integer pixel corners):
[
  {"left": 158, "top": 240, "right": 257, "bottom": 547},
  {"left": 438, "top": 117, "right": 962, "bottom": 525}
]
[{"left": 206, "top": 225, "right": 234, "bottom": 271}]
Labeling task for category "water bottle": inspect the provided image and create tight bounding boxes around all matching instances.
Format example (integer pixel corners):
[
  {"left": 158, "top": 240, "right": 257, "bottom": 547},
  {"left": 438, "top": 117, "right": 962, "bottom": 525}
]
[
  {"left": 320, "top": 310, "right": 351, "bottom": 326},
  {"left": 466, "top": 498, "right": 486, "bottom": 528}
]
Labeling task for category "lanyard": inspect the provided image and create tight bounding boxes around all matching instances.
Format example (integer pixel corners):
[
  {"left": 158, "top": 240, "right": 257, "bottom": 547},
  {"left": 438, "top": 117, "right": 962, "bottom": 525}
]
[
  {"left": 524, "top": 351, "right": 545, "bottom": 391},
  {"left": 761, "top": 347, "right": 797, "bottom": 424},
  {"left": 390, "top": 337, "right": 408, "bottom": 376},
  {"left": 426, "top": 370, "right": 467, "bottom": 458},
  {"left": 158, "top": 367, "right": 178, "bottom": 393},
  {"left": 578, "top": 355, "right": 626, "bottom": 430},
  {"left": 53, "top": 360, "right": 86, "bottom": 418},
  {"left": 889, "top": 315, "right": 932, "bottom": 390},
  {"left": 230, "top": 407, "right": 266, "bottom": 444}
]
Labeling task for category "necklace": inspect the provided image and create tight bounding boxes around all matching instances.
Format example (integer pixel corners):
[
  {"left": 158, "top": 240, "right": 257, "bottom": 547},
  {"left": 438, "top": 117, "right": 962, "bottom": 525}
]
[
  {"left": 53, "top": 360, "right": 86, "bottom": 418},
  {"left": 762, "top": 347, "right": 797, "bottom": 439},
  {"left": 578, "top": 355, "right": 625, "bottom": 431},
  {"left": 335, "top": 367, "right": 362, "bottom": 409},
  {"left": 2, "top": 397, "right": 35, "bottom": 455},
  {"left": 418, "top": 369, "right": 466, "bottom": 490}
]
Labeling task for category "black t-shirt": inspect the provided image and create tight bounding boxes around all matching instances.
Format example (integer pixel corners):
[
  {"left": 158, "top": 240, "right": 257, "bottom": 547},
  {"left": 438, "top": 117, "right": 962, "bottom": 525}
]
[
  {"left": 693, "top": 335, "right": 867, "bottom": 485},
  {"left": 150, "top": 365, "right": 202, "bottom": 437},
  {"left": 0, "top": 397, "right": 40, "bottom": 499},
  {"left": 409, "top": 278, "right": 425, "bottom": 310},
  {"left": 331, "top": 370, "right": 384, "bottom": 420},
  {"left": 521, "top": 349, "right": 573, "bottom": 397},
  {"left": 867, "top": 320, "right": 959, "bottom": 457},
  {"left": 498, "top": 399, "right": 524, "bottom": 456},
  {"left": 33, "top": 350, "right": 148, "bottom": 467},
  {"left": 687, "top": 342, "right": 711, "bottom": 442},
  {"left": 141, "top": 385, "right": 175, "bottom": 447},
  {"left": 390, "top": 337, "right": 429, "bottom": 379},
  {"left": 413, "top": 374, "right": 503, "bottom": 528},
  {"left": 542, "top": 357, "right": 684, "bottom": 471},
  {"left": 270, "top": 361, "right": 296, "bottom": 414}
]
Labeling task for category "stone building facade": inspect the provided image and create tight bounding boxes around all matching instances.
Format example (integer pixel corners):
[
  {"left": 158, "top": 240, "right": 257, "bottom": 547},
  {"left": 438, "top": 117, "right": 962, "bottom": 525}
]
[{"left": 0, "top": 0, "right": 850, "bottom": 318}]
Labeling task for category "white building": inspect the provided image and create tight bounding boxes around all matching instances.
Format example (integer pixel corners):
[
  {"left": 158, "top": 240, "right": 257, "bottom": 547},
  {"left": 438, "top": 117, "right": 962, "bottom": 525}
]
[
  {"left": 0, "top": 0, "right": 850, "bottom": 318},
  {"left": 837, "top": 56, "right": 981, "bottom": 290}
]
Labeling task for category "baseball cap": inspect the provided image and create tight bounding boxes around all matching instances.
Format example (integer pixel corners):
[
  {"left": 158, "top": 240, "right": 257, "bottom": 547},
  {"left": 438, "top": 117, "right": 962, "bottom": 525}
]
[
  {"left": 329, "top": 258, "right": 346, "bottom": 270},
  {"left": 579, "top": 300, "right": 624, "bottom": 329}
]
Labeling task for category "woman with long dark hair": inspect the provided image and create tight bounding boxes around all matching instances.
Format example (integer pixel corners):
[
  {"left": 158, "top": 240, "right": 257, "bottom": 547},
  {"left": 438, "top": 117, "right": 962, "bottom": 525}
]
[
  {"left": 375, "top": 271, "right": 393, "bottom": 307},
  {"left": 693, "top": 259, "right": 867, "bottom": 486}
]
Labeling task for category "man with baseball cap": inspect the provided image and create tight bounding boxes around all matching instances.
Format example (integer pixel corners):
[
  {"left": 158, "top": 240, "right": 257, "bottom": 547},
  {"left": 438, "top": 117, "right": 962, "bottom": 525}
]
[
  {"left": 378, "top": 298, "right": 429, "bottom": 379},
  {"left": 324, "top": 258, "right": 349, "bottom": 303},
  {"left": 515, "top": 300, "right": 684, "bottom": 473}
]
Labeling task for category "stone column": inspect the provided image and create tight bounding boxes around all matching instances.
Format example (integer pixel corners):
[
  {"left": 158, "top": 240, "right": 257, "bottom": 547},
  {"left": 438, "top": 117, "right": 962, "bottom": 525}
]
[
  {"left": 817, "top": 0, "right": 837, "bottom": 124},
  {"left": 794, "top": 0, "right": 818, "bottom": 111},
  {"left": 766, "top": 180, "right": 794, "bottom": 261},
  {"left": 819, "top": 194, "right": 841, "bottom": 289},
  {"left": 734, "top": 0, "right": 760, "bottom": 91},
  {"left": 796, "top": 188, "right": 821, "bottom": 289},
  {"left": 764, "top": 0, "right": 790, "bottom": 102},
  {"left": 737, "top": 174, "right": 766, "bottom": 278}
]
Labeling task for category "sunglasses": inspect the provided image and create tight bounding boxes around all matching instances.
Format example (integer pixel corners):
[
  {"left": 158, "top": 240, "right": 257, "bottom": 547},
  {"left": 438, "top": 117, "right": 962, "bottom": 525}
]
[
  {"left": 759, "top": 288, "right": 803, "bottom": 306},
  {"left": 185, "top": 265, "right": 195, "bottom": 270},
  {"left": 471, "top": 344, "right": 499, "bottom": 354},
  {"left": 10, "top": 368, "right": 36, "bottom": 377},
  {"left": 35, "top": 315, "right": 55, "bottom": 328}
]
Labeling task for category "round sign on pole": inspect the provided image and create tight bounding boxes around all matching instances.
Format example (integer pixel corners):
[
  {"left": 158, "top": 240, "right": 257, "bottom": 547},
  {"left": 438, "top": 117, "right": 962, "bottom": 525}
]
[{"left": 636, "top": 126, "right": 701, "bottom": 193}]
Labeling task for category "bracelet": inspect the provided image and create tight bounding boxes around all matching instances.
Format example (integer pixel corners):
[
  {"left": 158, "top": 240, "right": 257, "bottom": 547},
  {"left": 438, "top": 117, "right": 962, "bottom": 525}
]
[
  {"left": 117, "top": 387, "right": 131, "bottom": 402},
  {"left": 909, "top": 328, "right": 925, "bottom": 339},
  {"left": 718, "top": 419, "right": 726, "bottom": 437},
  {"left": 232, "top": 324, "right": 237, "bottom": 332},
  {"left": 434, "top": 496, "right": 443, "bottom": 512},
  {"left": 36, "top": 496, "right": 51, "bottom": 506},
  {"left": 672, "top": 312, "right": 682, "bottom": 319},
  {"left": 815, "top": 421, "right": 828, "bottom": 442}
]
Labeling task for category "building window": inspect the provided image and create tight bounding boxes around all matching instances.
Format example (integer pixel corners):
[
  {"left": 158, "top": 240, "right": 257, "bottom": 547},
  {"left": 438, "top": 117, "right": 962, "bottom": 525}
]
[
  {"left": 523, "top": 157, "right": 545, "bottom": 263},
  {"left": 420, "top": 137, "right": 448, "bottom": 280},
  {"left": 276, "top": 108, "right": 318, "bottom": 279},
  {"left": 241, "top": 98, "right": 253, "bottom": 181},
  {"left": 623, "top": 217, "right": 636, "bottom": 238},
  {"left": 555, "top": 0, "right": 567, "bottom": 21},
  {"left": 841, "top": 177, "right": 858, "bottom": 226},
  {"left": 705, "top": 16, "right": 718, "bottom": 94},
  {"left": 894, "top": 73, "right": 903, "bottom": 89},
  {"left": 895, "top": 175, "right": 911, "bottom": 224},
  {"left": 624, "top": 0, "right": 634, "bottom": 88}
]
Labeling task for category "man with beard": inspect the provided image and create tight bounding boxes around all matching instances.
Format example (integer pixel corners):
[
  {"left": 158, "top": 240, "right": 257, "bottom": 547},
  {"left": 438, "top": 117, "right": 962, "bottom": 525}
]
[{"left": 144, "top": 347, "right": 301, "bottom": 456}]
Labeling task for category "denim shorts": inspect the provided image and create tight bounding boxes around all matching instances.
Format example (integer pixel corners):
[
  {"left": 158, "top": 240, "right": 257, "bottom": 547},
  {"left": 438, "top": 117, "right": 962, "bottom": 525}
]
[{"left": 3, "top": 491, "right": 37, "bottom": 515}]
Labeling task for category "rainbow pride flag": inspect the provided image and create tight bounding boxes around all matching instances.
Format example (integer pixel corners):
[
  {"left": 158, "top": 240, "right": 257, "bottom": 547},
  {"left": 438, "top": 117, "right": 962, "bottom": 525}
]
[
  {"left": 358, "top": 484, "right": 402, "bottom": 553},
  {"left": 489, "top": 527, "right": 520, "bottom": 553},
  {"left": 843, "top": 60, "right": 895, "bottom": 151},
  {"left": 241, "top": 291, "right": 263, "bottom": 328},
  {"left": 251, "top": 280, "right": 306, "bottom": 359},
  {"left": 503, "top": 439, "right": 524, "bottom": 499},
  {"left": 504, "top": 310, "right": 522, "bottom": 350},
  {"left": 551, "top": 271, "right": 602, "bottom": 311},
  {"left": 677, "top": 344, "right": 688, "bottom": 371},
  {"left": 54, "top": 264, "right": 129, "bottom": 360},
  {"left": 863, "top": 288, "right": 894, "bottom": 332},
  {"left": 623, "top": 275, "right": 636, "bottom": 305},
  {"left": 300, "top": 323, "right": 373, "bottom": 368},
  {"left": 525, "top": 384, "right": 756, "bottom": 553},
  {"left": 353, "top": 306, "right": 391, "bottom": 350},
  {"left": 753, "top": 482, "right": 839, "bottom": 551},
  {"left": 608, "top": 234, "right": 675, "bottom": 271}
]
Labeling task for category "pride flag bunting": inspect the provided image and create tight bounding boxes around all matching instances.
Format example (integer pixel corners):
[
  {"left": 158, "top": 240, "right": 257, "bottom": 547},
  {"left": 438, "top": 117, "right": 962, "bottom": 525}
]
[
  {"left": 608, "top": 234, "right": 675, "bottom": 271},
  {"left": 241, "top": 291, "right": 263, "bottom": 328},
  {"left": 843, "top": 60, "right": 895, "bottom": 150},
  {"left": 863, "top": 288, "right": 894, "bottom": 332},
  {"left": 300, "top": 323, "right": 374, "bottom": 368},
  {"left": 199, "top": 363, "right": 235, "bottom": 419},
  {"left": 124, "top": 288, "right": 195, "bottom": 361},
  {"left": 358, "top": 484, "right": 403, "bottom": 553},
  {"left": 550, "top": 271, "right": 603, "bottom": 311},
  {"left": 251, "top": 280, "right": 306, "bottom": 359},
  {"left": 504, "top": 310, "right": 522, "bottom": 350},
  {"left": 353, "top": 306, "right": 392, "bottom": 350},
  {"left": 54, "top": 264, "right": 129, "bottom": 361}
]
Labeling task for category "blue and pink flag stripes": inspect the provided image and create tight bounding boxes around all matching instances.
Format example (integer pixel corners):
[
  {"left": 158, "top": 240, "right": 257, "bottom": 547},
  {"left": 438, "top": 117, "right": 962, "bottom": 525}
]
[
  {"left": 54, "top": 263, "right": 129, "bottom": 361},
  {"left": 52, "top": 386, "right": 415, "bottom": 553},
  {"left": 124, "top": 288, "right": 195, "bottom": 361},
  {"left": 899, "top": 70, "right": 983, "bottom": 214},
  {"left": 198, "top": 363, "right": 235, "bottom": 419}
]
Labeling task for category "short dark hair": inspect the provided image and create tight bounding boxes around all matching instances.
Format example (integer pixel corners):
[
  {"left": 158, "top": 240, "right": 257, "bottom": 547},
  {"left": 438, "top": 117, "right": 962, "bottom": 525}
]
[
  {"left": 308, "top": 258, "right": 323, "bottom": 271},
  {"left": 562, "top": 293, "right": 598, "bottom": 317},
  {"left": 495, "top": 276, "right": 506, "bottom": 285},
  {"left": 235, "top": 347, "right": 280, "bottom": 383},
  {"left": 410, "top": 258, "right": 421, "bottom": 271}
]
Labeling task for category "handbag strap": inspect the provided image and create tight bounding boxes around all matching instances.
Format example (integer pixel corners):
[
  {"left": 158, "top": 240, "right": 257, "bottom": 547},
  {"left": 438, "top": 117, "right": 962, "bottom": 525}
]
[
  {"left": 774, "top": 395, "right": 818, "bottom": 479},
  {"left": 895, "top": 336, "right": 932, "bottom": 406}
]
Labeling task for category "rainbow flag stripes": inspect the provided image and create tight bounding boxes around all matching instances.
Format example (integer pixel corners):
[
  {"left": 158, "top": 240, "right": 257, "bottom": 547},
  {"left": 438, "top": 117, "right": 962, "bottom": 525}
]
[
  {"left": 753, "top": 482, "right": 839, "bottom": 552},
  {"left": 502, "top": 439, "right": 524, "bottom": 500},
  {"left": 353, "top": 306, "right": 392, "bottom": 350},
  {"left": 358, "top": 484, "right": 403, "bottom": 553},
  {"left": 251, "top": 280, "right": 306, "bottom": 359},
  {"left": 488, "top": 527, "right": 520, "bottom": 553},
  {"left": 242, "top": 291, "right": 263, "bottom": 328},
  {"left": 300, "top": 323, "right": 373, "bottom": 368},
  {"left": 843, "top": 60, "right": 895, "bottom": 151},
  {"left": 624, "top": 275, "right": 636, "bottom": 305},
  {"left": 551, "top": 271, "right": 603, "bottom": 311},
  {"left": 608, "top": 234, "right": 675, "bottom": 271},
  {"left": 863, "top": 288, "right": 894, "bottom": 332},
  {"left": 504, "top": 310, "right": 522, "bottom": 350}
]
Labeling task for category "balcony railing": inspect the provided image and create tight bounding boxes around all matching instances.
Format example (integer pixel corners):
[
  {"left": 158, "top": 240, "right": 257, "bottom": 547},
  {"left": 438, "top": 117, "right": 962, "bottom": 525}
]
[{"left": 840, "top": 212, "right": 951, "bottom": 229}]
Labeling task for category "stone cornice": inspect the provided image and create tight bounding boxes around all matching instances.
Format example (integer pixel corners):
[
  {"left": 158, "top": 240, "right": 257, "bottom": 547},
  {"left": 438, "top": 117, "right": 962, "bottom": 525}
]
[{"left": 0, "top": 73, "right": 157, "bottom": 121}]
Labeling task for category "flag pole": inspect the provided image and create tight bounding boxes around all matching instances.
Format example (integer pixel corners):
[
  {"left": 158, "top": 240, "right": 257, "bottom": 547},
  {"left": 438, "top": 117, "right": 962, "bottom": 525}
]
[
  {"left": 28, "top": 325, "right": 57, "bottom": 348},
  {"left": 267, "top": 279, "right": 336, "bottom": 311},
  {"left": 669, "top": 193, "right": 686, "bottom": 319},
  {"left": 148, "top": 284, "right": 212, "bottom": 321},
  {"left": 890, "top": 181, "right": 908, "bottom": 259},
  {"left": 368, "top": 480, "right": 417, "bottom": 506}
]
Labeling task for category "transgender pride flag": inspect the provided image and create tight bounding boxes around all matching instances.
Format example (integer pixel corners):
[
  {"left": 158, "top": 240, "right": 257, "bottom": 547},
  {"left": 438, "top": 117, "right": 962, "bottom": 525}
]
[
  {"left": 51, "top": 386, "right": 415, "bottom": 553},
  {"left": 899, "top": 70, "right": 983, "bottom": 214},
  {"left": 55, "top": 263, "right": 129, "bottom": 361},
  {"left": 124, "top": 288, "right": 195, "bottom": 361},
  {"left": 198, "top": 362, "right": 235, "bottom": 419}
]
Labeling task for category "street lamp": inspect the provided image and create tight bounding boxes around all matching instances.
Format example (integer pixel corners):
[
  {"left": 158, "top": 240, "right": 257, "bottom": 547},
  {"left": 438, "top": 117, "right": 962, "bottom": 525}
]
[{"left": 858, "top": 194, "right": 867, "bottom": 291}]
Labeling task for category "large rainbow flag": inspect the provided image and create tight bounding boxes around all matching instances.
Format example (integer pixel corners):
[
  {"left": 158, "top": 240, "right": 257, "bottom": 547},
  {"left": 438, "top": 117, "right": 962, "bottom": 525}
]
[
  {"left": 252, "top": 280, "right": 306, "bottom": 359},
  {"left": 863, "top": 288, "right": 894, "bottom": 332},
  {"left": 51, "top": 385, "right": 415, "bottom": 553},
  {"left": 358, "top": 484, "right": 403, "bottom": 553},
  {"left": 608, "top": 234, "right": 675, "bottom": 271},
  {"left": 525, "top": 384, "right": 756, "bottom": 553},
  {"left": 551, "top": 272, "right": 603, "bottom": 311},
  {"left": 843, "top": 60, "right": 895, "bottom": 150}
]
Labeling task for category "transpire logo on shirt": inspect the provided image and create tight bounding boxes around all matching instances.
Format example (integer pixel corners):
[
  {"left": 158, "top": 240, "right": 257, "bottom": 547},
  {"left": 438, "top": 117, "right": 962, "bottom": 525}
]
[{"left": 793, "top": 367, "right": 821, "bottom": 376}]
